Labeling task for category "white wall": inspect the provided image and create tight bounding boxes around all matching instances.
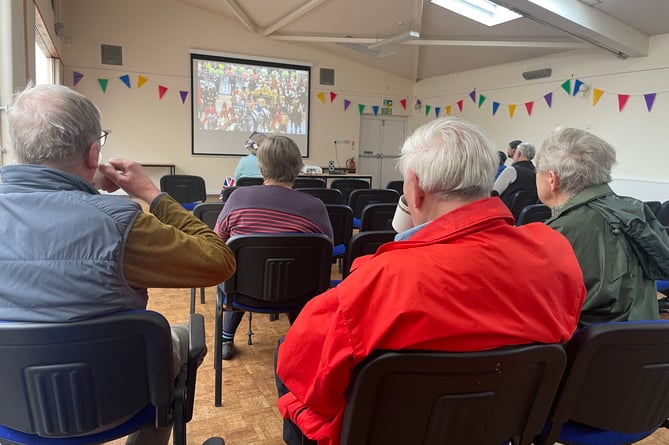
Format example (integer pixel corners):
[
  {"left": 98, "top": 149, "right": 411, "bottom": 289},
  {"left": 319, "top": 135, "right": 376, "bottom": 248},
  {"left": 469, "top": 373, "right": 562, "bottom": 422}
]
[
  {"left": 57, "top": 0, "right": 412, "bottom": 193},
  {"left": 412, "top": 35, "right": 669, "bottom": 200}
]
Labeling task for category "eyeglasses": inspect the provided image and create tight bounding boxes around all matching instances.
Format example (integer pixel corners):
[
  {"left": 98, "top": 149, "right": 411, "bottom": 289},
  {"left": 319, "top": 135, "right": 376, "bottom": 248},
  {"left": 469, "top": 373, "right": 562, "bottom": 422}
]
[{"left": 95, "top": 130, "right": 110, "bottom": 147}]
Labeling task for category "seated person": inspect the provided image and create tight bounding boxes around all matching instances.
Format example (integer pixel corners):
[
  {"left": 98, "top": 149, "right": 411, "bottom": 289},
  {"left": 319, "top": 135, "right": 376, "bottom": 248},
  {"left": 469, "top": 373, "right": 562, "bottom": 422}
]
[
  {"left": 275, "top": 117, "right": 587, "bottom": 445},
  {"left": 493, "top": 142, "right": 537, "bottom": 207},
  {"left": 506, "top": 139, "right": 522, "bottom": 160},
  {"left": 214, "top": 135, "right": 333, "bottom": 360},
  {"left": 536, "top": 127, "right": 669, "bottom": 326},
  {"left": 1, "top": 84, "right": 236, "bottom": 445},
  {"left": 495, "top": 150, "right": 507, "bottom": 179},
  {"left": 233, "top": 131, "right": 266, "bottom": 182}
]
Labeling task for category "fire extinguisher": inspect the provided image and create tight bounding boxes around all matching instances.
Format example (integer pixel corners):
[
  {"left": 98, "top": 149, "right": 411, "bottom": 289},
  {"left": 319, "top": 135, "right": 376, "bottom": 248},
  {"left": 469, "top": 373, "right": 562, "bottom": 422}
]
[{"left": 346, "top": 157, "right": 356, "bottom": 173}]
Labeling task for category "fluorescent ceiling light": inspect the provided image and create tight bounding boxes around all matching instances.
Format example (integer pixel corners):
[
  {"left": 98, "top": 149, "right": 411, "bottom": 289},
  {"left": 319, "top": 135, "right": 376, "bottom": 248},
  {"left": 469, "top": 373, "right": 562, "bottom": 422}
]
[
  {"left": 431, "top": 0, "right": 522, "bottom": 26},
  {"left": 368, "top": 30, "right": 420, "bottom": 50}
]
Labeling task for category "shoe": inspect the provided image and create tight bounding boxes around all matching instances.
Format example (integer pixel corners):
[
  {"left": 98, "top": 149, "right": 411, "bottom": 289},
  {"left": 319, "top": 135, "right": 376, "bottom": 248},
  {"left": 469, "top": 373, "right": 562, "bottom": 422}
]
[{"left": 221, "top": 340, "right": 235, "bottom": 360}]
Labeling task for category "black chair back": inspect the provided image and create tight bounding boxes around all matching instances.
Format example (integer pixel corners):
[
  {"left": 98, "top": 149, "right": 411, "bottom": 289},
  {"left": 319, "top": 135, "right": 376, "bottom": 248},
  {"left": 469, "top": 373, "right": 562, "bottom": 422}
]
[
  {"left": 337, "top": 345, "right": 566, "bottom": 445},
  {"left": 297, "top": 188, "right": 343, "bottom": 205},
  {"left": 236, "top": 177, "right": 264, "bottom": 187},
  {"left": 656, "top": 201, "right": 669, "bottom": 226},
  {"left": 330, "top": 179, "right": 370, "bottom": 205},
  {"left": 348, "top": 188, "right": 400, "bottom": 220},
  {"left": 193, "top": 202, "right": 224, "bottom": 229},
  {"left": 537, "top": 320, "right": 669, "bottom": 445},
  {"left": 160, "top": 174, "right": 206, "bottom": 205},
  {"left": 645, "top": 200, "right": 662, "bottom": 215},
  {"left": 516, "top": 203, "right": 551, "bottom": 225},
  {"left": 343, "top": 230, "right": 395, "bottom": 278},
  {"left": 360, "top": 203, "right": 397, "bottom": 231},
  {"left": 326, "top": 204, "right": 354, "bottom": 256},
  {"left": 385, "top": 180, "right": 404, "bottom": 195},
  {"left": 508, "top": 189, "right": 538, "bottom": 220},
  {"left": 293, "top": 177, "right": 327, "bottom": 189}
]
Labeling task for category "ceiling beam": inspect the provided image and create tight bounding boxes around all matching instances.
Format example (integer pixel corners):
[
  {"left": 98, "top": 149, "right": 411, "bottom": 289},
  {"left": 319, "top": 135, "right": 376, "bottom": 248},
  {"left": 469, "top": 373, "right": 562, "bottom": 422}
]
[
  {"left": 493, "top": 0, "right": 649, "bottom": 58},
  {"left": 262, "top": 0, "right": 326, "bottom": 37},
  {"left": 222, "top": 0, "right": 257, "bottom": 33}
]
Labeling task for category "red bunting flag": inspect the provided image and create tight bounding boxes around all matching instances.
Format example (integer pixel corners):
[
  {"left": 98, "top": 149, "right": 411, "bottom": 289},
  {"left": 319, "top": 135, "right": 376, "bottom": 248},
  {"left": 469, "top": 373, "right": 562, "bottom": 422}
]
[
  {"left": 158, "top": 85, "right": 168, "bottom": 99},
  {"left": 400, "top": 98, "right": 407, "bottom": 110},
  {"left": 618, "top": 94, "right": 630, "bottom": 112},
  {"left": 330, "top": 91, "right": 337, "bottom": 103},
  {"left": 457, "top": 100, "right": 464, "bottom": 112},
  {"left": 525, "top": 101, "right": 534, "bottom": 116}
]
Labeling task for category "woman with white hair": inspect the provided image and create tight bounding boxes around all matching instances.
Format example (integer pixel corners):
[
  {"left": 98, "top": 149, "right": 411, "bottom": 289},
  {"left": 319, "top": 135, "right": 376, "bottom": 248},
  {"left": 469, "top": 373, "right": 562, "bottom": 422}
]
[{"left": 536, "top": 127, "right": 666, "bottom": 326}]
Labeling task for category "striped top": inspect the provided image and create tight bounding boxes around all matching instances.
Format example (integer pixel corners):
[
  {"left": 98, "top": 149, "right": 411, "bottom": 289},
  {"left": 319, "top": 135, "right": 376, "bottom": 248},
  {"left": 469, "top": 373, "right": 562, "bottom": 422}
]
[{"left": 214, "top": 185, "right": 333, "bottom": 242}]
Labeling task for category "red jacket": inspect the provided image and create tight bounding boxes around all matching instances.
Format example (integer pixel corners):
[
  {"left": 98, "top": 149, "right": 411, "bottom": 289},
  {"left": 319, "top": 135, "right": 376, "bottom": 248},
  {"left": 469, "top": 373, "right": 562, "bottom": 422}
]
[{"left": 277, "top": 197, "right": 586, "bottom": 445}]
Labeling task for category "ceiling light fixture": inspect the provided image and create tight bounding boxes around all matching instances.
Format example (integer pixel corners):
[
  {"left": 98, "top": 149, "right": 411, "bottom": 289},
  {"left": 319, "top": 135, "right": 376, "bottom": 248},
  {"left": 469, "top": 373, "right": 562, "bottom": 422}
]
[
  {"left": 368, "top": 30, "right": 420, "bottom": 50},
  {"left": 431, "top": 0, "right": 522, "bottom": 26}
]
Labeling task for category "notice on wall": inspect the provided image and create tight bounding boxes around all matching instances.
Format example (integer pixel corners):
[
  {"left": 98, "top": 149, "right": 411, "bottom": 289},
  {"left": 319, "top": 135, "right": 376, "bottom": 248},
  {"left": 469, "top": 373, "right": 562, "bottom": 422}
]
[{"left": 382, "top": 99, "right": 393, "bottom": 115}]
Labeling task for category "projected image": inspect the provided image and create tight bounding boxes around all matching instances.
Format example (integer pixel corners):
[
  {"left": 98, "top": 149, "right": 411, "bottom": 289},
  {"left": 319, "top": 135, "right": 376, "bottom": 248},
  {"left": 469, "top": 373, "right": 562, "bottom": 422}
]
[{"left": 191, "top": 52, "right": 311, "bottom": 156}]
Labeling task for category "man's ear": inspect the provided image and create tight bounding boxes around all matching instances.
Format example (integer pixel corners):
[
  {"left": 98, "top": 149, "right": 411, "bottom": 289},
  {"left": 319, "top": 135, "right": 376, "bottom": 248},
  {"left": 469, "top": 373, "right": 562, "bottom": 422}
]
[
  {"left": 405, "top": 170, "right": 424, "bottom": 210},
  {"left": 85, "top": 142, "right": 100, "bottom": 169}
]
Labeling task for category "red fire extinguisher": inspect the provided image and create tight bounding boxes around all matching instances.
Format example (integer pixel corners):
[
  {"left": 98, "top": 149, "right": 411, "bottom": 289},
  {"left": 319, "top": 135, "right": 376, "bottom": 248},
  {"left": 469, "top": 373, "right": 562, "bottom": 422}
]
[{"left": 346, "top": 157, "right": 356, "bottom": 173}]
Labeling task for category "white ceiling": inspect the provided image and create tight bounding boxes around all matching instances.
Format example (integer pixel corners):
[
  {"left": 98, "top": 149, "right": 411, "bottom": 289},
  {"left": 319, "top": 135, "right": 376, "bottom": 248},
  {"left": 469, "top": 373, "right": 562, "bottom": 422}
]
[{"left": 176, "top": 0, "right": 669, "bottom": 81}]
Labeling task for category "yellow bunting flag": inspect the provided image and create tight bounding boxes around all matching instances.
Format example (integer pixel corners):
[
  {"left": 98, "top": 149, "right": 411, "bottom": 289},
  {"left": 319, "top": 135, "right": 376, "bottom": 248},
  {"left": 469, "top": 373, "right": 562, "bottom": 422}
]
[
  {"left": 138, "top": 75, "right": 149, "bottom": 89},
  {"left": 508, "top": 104, "right": 517, "bottom": 119},
  {"left": 592, "top": 88, "right": 604, "bottom": 106},
  {"left": 446, "top": 105, "right": 452, "bottom": 115},
  {"left": 316, "top": 92, "right": 325, "bottom": 103}
]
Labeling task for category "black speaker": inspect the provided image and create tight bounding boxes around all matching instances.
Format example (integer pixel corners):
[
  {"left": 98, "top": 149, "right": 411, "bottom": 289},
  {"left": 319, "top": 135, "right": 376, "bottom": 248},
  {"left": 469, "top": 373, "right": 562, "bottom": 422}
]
[
  {"left": 101, "top": 44, "right": 123, "bottom": 66},
  {"left": 320, "top": 68, "right": 335, "bottom": 86},
  {"left": 522, "top": 68, "right": 552, "bottom": 80}
]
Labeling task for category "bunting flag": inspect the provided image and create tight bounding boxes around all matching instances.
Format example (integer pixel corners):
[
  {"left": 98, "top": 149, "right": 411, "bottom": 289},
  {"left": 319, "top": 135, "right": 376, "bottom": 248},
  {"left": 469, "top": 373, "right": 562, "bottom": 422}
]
[
  {"left": 137, "top": 75, "right": 149, "bottom": 89},
  {"left": 618, "top": 94, "right": 630, "bottom": 112},
  {"left": 97, "top": 79, "right": 109, "bottom": 93},
  {"left": 316, "top": 92, "right": 325, "bottom": 103},
  {"left": 119, "top": 74, "right": 131, "bottom": 89},
  {"left": 158, "top": 85, "right": 168, "bottom": 99},
  {"left": 446, "top": 105, "right": 452, "bottom": 115},
  {"left": 372, "top": 105, "right": 379, "bottom": 116},
  {"left": 400, "top": 98, "right": 407, "bottom": 110},
  {"left": 478, "top": 94, "right": 486, "bottom": 108},
  {"left": 644, "top": 93, "right": 657, "bottom": 112},
  {"left": 573, "top": 79, "right": 584, "bottom": 96},
  {"left": 179, "top": 90, "right": 189, "bottom": 104},
  {"left": 73, "top": 71, "right": 84, "bottom": 86},
  {"left": 330, "top": 91, "right": 337, "bottom": 103},
  {"left": 344, "top": 99, "right": 351, "bottom": 111},
  {"left": 469, "top": 90, "right": 476, "bottom": 102},
  {"left": 425, "top": 105, "right": 431, "bottom": 116},
  {"left": 456, "top": 100, "right": 464, "bottom": 112},
  {"left": 492, "top": 101, "right": 500, "bottom": 116},
  {"left": 435, "top": 107, "right": 441, "bottom": 117},
  {"left": 416, "top": 99, "right": 422, "bottom": 110},
  {"left": 592, "top": 88, "right": 604, "bottom": 106},
  {"left": 358, "top": 104, "right": 365, "bottom": 114},
  {"left": 561, "top": 80, "right": 572, "bottom": 95},
  {"left": 508, "top": 104, "right": 517, "bottom": 118},
  {"left": 544, "top": 92, "right": 553, "bottom": 108},
  {"left": 525, "top": 101, "right": 534, "bottom": 116}
]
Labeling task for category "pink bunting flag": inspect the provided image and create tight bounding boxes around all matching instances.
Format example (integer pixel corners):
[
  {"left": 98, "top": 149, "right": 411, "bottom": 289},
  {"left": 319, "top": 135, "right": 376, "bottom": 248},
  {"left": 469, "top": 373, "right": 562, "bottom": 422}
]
[
  {"left": 469, "top": 90, "right": 476, "bottom": 102},
  {"left": 400, "top": 98, "right": 407, "bottom": 110},
  {"left": 644, "top": 93, "right": 656, "bottom": 112},
  {"left": 344, "top": 99, "right": 351, "bottom": 111},
  {"left": 618, "top": 94, "right": 630, "bottom": 112},
  {"left": 372, "top": 105, "right": 379, "bottom": 116},
  {"left": 525, "top": 101, "right": 534, "bottom": 116},
  {"left": 158, "top": 85, "right": 168, "bottom": 99},
  {"left": 73, "top": 71, "right": 84, "bottom": 86},
  {"left": 330, "top": 92, "right": 337, "bottom": 103},
  {"left": 179, "top": 90, "right": 189, "bottom": 104},
  {"left": 456, "top": 100, "right": 463, "bottom": 112},
  {"left": 544, "top": 92, "right": 553, "bottom": 108}
]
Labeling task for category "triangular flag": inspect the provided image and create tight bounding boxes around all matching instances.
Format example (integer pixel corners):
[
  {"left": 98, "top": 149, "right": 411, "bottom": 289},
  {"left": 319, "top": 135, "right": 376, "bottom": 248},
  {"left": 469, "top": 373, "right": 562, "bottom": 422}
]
[
  {"left": 561, "top": 80, "right": 572, "bottom": 95},
  {"left": 358, "top": 104, "right": 365, "bottom": 114},
  {"left": 573, "top": 79, "right": 583, "bottom": 96},
  {"left": 425, "top": 105, "right": 431, "bottom": 116},
  {"left": 372, "top": 105, "right": 380, "bottom": 116},
  {"left": 416, "top": 99, "right": 422, "bottom": 108},
  {"left": 456, "top": 100, "right": 463, "bottom": 112},
  {"left": 469, "top": 90, "right": 476, "bottom": 102},
  {"left": 492, "top": 102, "right": 500, "bottom": 116},
  {"left": 508, "top": 104, "right": 517, "bottom": 118},
  {"left": 316, "top": 92, "right": 325, "bottom": 103},
  {"left": 525, "top": 101, "right": 534, "bottom": 116},
  {"left": 544, "top": 92, "right": 553, "bottom": 108},
  {"left": 119, "top": 74, "right": 131, "bottom": 89},
  {"left": 592, "top": 88, "right": 604, "bottom": 106},
  {"left": 478, "top": 94, "right": 486, "bottom": 108},
  {"left": 97, "top": 79, "right": 109, "bottom": 93},
  {"left": 435, "top": 107, "right": 441, "bottom": 117},
  {"left": 137, "top": 75, "right": 148, "bottom": 89},
  {"left": 344, "top": 99, "right": 351, "bottom": 111},
  {"left": 179, "top": 90, "right": 189, "bottom": 104},
  {"left": 330, "top": 91, "right": 337, "bottom": 103},
  {"left": 158, "top": 85, "right": 168, "bottom": 99},
  {"left": 618, "top": 94, "right": 630, "bottom": 112},
  {"left": 400, "top": 98, "right": 407, "bottom": 110},
  {"left": 445, "top": 105, "right": 452, "bottom": 115},
  {"left": 644, "top": 93, "right": 656, "bottom": 112},
  {"left": 73, "top": 71, "right": 84, "bottom": 86}
]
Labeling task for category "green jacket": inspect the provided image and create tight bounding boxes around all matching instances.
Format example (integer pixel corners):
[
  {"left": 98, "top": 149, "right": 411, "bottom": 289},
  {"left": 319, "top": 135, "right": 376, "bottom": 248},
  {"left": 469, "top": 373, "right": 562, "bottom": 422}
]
[{"left": 546, "top": 184, "right": 659, "bottom": 327}]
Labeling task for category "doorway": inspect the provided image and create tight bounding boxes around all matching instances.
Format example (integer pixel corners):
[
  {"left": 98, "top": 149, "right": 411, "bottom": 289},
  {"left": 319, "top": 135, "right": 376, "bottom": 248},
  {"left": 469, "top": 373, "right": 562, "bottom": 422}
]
[{"left": 357, "top": 115, "right": 407, "bottom": 188}]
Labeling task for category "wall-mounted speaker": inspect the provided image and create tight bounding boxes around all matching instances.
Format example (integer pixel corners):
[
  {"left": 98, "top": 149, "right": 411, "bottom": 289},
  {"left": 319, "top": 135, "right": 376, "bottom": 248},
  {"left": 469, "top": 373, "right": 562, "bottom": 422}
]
[
  {"left": 101, "top": 44, "right": 123, "bottom": 66},
  {"left": 521, "top": 68, "right": 552, "bottom": 80},
  {"left": 320, "top": 68, "right": 335, "bottom": 86}
]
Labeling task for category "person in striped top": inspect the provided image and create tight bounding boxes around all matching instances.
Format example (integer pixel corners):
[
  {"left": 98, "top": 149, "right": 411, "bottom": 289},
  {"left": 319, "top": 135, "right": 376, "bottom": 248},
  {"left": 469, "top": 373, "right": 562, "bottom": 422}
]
[{"left": 214, "top": 135, "right": 333, "bottom": 360}]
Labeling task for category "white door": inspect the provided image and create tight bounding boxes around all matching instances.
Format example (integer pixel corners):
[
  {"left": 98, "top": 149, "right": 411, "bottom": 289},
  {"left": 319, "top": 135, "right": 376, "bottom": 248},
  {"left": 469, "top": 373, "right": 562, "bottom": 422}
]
[{"left": 358, "top": 116, "right": 406, "bottom": 188}]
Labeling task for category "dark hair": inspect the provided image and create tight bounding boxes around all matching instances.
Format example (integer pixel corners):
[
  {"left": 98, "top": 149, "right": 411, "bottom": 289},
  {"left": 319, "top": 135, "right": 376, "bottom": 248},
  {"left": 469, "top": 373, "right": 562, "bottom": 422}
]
[
  {"left": 497, "top": 151, "right": 507, "bottom": 165},
  {"left": 509, "top": 140, "right": 522, "bottom": 149}
]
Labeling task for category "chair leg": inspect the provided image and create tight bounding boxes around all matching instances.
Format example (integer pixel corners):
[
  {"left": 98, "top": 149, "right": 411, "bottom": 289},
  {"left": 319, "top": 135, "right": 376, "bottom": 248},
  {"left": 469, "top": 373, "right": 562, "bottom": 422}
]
[
  {"left": 270, "top": 313, "right": 279, "bottom": 321},
  {"left": 200, "top": 287, "right": 205, "bottom": 305},
  {"left": 190, "top": 288, "right": 196, "bottom": 314},
  {"left": 247, "top": 312, "right": 254, "bottom": 345},
  {"left": 214, "top": 289, "right": 223, "bottom": 407}
]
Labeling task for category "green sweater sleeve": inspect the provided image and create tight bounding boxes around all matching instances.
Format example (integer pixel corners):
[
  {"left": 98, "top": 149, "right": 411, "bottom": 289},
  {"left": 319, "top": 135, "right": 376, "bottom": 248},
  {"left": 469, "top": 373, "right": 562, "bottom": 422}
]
[{"left": 123, "top": 194, "right": 236, "bottom": 288}]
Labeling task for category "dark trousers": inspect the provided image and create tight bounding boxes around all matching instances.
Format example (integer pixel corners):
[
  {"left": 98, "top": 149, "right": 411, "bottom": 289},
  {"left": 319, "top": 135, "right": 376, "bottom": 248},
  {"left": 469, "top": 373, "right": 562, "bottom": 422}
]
[{"left": 275, "top": 336, "right": 309, "bottom": 445}]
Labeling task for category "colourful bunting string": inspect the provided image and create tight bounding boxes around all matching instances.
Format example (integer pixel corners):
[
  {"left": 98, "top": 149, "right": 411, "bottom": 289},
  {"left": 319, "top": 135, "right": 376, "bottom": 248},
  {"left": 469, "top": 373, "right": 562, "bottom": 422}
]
[
  {"left": 469, "top": 90, "right": 476, "bottom": 102},
  {"left": 119, "top": 74, "right": 131, "bottom": 89},
  {"left": 330, "top": 91, "right": 337, "bottom": 103},
  {"left": 592, "top": 88, "right": 604, "bottom": 106},
  {"left": 400, "top": 98, "right": 407, "bottom": 110},
  {"left": 644, "top": 93, "right": 656, "bottom": 112},
  {"left": 344, "top": 99, "right": 351, "bottom": 111},
  {"left": 98, "top": 79, "right": 109, "bottom": 93},
  {"left": 618, "top": 94, "right": 630, "bottom": 112},
  {"left": 544, "top": 93, "right": 553, "bottom": 108},
  {"left": 372, "top": 105, "right": 379, "bottom": 116},
  {"left": 179, "top": 90, "right": 189, "bottom": 104},
  {"left": 158, "top": 85, "right": 168, "bottom": 99},
  {"left": 137, "top": 75, "right": 148, "bottom": 89},
  {"left": 73, "top": 71, "right": 84, "bottom": 86},
  {"left": 492, "top": 102, "right": 500, "bottom": 116},
  {"left": 525, "top": 101, "right": 534, "bottom": 116},
  {"left": 316, "top": 92, "right": 325, "bottom": 103},
  {"left": 508, "top": 104, "right": 516, "bottom": 119},
  {"left": 456, "top": 100, "right": 463, "bottom": 112},
  {"left": 478, "top": 95, "right": 486, "bottom": 108}
]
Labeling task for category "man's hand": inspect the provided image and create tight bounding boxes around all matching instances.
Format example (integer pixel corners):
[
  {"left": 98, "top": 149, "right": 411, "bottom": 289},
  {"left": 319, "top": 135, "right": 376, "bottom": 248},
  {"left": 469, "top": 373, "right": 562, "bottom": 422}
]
[{"left": 98, "top": 159, "right": 161, "bottom": 204}]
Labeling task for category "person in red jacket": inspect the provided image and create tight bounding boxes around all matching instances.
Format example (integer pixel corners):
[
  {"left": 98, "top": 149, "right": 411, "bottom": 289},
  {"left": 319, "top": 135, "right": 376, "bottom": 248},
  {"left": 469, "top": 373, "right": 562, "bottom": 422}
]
[{"left": 275, "top": 117, "right": 586, "bottom": 445}]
